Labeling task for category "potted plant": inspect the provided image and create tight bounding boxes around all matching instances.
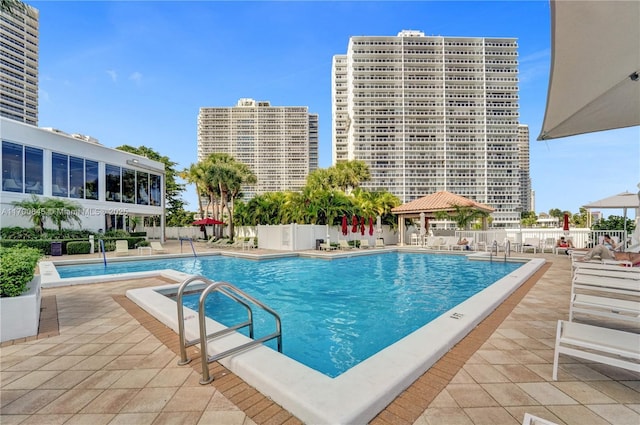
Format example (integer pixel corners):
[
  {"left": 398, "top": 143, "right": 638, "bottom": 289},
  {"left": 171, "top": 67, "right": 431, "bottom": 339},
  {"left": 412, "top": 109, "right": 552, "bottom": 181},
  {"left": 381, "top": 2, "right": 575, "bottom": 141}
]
[{"left": 0, "top": 246, "right": 43, "bottom": 342}]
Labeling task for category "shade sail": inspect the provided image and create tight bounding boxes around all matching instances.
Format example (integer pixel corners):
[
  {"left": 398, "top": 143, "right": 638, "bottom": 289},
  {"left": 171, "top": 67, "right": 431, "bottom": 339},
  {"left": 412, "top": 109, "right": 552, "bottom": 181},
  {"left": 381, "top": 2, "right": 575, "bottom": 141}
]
[
  {"left": 538, "top": 0, "right": 640, "bottom": 141},
  {"left": 582, "top": 191, "right": 640, "bottom": 210}
]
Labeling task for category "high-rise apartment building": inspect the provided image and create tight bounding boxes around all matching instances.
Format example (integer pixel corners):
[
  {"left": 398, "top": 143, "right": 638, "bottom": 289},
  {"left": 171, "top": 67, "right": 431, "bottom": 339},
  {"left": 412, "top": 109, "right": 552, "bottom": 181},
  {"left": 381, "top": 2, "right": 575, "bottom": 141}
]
[
  {"left": 517, "top": 124, "right": 532, "bottom": 213},
  {"left": 197, "top": 98, "right": 319, "bottom": 199},
  {"left": 332, "top": 30, "right": 522, "bottom": 227},
  {"left": 0, "top": 5, "right": 39, "bottom": 125}
]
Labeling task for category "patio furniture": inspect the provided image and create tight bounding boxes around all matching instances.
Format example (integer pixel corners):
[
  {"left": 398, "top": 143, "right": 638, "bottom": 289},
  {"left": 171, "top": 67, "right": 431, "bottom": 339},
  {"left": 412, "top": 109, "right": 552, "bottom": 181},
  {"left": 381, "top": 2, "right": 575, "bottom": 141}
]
[
  {"left": 150, "top": 242, "right": 167, "bottom": 254},
  {"left": 115, "top": 240, "right": 129, "bottom": 256},
  {"left": 521, "top": 238, "right": 540, "bottom": 254},
  {"left": 552, "top": 320, "right": 640, "bottom": 380}
]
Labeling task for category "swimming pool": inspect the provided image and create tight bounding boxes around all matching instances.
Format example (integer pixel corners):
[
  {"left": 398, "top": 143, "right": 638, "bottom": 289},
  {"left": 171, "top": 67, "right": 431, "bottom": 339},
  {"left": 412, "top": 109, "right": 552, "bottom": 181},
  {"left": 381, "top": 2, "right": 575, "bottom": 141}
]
[
  {"left": 58, "top": 253, "right": 521, "bottom": 377},
  {"left": 47, "top": 250, "right": 545, "bottom": 423}
]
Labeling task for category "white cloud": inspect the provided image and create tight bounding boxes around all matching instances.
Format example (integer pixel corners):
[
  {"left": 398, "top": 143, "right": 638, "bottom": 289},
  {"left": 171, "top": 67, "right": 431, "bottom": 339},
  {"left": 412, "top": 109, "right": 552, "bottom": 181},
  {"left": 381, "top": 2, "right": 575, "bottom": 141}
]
[
  {"left": 129, "top": 72, "right": 143, "bottom": 85},
  {"left": 106, "top": 70, "right": 118, "bottom": 82}
]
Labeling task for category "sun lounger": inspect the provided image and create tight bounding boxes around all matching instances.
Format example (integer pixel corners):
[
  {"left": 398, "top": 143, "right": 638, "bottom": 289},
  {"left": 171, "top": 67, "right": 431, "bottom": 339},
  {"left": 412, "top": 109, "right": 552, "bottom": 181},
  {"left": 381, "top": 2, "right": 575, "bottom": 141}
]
[
  {"left": 375, "top": 239, "right": 385, "bottom": 248},
  {"left": 338, "top": 240, "right": 353, "bottom": 250},
  {"left": 115, "top": 240, "right": 129, "bottom": 256},
  {"left": 521, "top": 237, "right": 540, "bottom": 253},
  {"left": 522, "top": 413, "right": 558, "bottom": 425},
  {"left": 150, "top": 241, "right": 167, "bottom": 254},
  {"left": 552, "top": 320, "right": 640, "bottom": 380},
  {"left": 359, "top": 239, "right": 370, "bottom": 249},
  {"left": 319, "top": 242, "right": 336, "bottom": 251},
  {"left": 450, "top": 237, "right": 473, "bottom": 251},
  {"left": 570, "top": 293, "right": 640, "bottom": 324}
]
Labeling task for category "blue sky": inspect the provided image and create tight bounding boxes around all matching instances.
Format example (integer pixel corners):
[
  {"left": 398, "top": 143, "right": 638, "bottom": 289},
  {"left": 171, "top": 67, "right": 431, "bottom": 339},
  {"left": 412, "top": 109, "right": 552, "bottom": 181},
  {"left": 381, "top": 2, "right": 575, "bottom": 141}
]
[{"left": 31, "top": 1, "right": 639, "bottom": 218}]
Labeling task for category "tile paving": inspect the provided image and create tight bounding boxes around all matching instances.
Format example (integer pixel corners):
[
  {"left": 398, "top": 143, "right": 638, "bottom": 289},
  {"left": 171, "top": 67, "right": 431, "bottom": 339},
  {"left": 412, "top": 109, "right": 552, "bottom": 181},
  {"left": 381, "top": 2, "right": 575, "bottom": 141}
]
[{"left": 1, "top": 242, "right": 639, "bottom": 425}]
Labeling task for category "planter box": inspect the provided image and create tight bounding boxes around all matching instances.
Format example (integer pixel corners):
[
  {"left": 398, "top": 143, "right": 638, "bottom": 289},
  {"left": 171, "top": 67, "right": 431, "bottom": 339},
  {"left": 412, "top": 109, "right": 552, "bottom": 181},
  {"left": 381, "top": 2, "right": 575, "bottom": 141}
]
[{"left": 1, "top": 275, "right": 41, "bottom": 342}]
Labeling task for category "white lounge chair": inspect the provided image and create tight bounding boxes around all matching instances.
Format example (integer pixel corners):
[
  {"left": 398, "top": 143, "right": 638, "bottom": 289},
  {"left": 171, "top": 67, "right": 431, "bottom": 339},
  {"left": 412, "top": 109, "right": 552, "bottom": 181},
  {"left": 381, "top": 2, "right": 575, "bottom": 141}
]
[
  {"left": 522, "top": 413, "right": 558, "bottom": 425},
  {"left": 451, "top": 237, "right": 473, "bottom": 251},
  {"left": 359, "top": 239, "right": 370, "bottom": 249},
  {"left": 375, "top": 239, "right": 385, "bottom": 248},
  {"left": 552, "top": 320, "right": 640, "bottom": 380},
  {"left": 521, "top": 237, "right": 540, "bottom": 253},
  {"left": 150, "top": 241, "right": 167, "bottom": 254},
  {"left": 115, "top": 240, "right": 129, "bottom": 256},
  {"left": 319, "top": 242, "right": 336, "bottom": 251},
  {"left": 338, "top": 240, "right": 353, "bottom": 250}
]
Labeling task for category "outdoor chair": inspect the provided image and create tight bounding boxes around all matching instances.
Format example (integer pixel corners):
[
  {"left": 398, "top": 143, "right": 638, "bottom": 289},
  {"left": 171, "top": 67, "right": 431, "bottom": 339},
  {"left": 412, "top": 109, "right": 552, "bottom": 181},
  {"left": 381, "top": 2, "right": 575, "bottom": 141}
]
[
  {"left": 521, "top": 237, "right": 540, "bottom": 254},
  {"left": 359, "top": 239, "right": 370, "bottom": 249},
  {"left": 115, "top": 240, "right": 129, "bottom": 256},
  {"left": 338, "top": 240, "right": 353, "bottom": 250},
  {"left": 375, "top": 239, "right": 385, "bottom": 248},
  {"left": 150, "top": 241, "right": 167, "bottom": 254}
]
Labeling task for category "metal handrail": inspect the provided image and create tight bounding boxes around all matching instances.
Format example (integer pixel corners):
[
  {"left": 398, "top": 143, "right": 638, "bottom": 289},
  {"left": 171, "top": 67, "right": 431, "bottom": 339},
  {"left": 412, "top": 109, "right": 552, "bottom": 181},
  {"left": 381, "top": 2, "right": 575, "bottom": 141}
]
[
  {"left": 179, "top": 237, "right": 197, "bottom": 257},
  {"left": 98, "top": 239, "right": 106, "bottom": 267},
  {"left": 504, "top": 239, "right": 511, "bottom": 261},
  {"left": 198, "top": 281, "right": 282, "bottom": 384},
  {"left": 176, "top": 276, "right": 253, "bottom": 365}
]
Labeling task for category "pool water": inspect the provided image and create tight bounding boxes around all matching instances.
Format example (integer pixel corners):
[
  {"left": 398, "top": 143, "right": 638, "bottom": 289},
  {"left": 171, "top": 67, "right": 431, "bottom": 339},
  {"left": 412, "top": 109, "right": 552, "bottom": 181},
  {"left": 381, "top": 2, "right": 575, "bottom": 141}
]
[{"left": 57, "top": 253, "right": 521, "bottom": 377}]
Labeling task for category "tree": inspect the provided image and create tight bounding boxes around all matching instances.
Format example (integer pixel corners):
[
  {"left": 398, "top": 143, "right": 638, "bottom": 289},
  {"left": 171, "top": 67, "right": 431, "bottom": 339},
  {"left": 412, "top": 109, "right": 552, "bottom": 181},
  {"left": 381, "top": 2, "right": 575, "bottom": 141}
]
[
  {"left": 115, "top": 145, "right": 189, "bottom": 225},
  {"left": 12, "top": 195, "right": 47, "bottom": 232},
  {"left": 548, "top": 208, "right": 564, "bottom": 220},
  {"left": 592, "top": 215, "right": 636, "bottom": 232},
  {"left": 45, "top": 198, "right": 82, "bottom": 231}
]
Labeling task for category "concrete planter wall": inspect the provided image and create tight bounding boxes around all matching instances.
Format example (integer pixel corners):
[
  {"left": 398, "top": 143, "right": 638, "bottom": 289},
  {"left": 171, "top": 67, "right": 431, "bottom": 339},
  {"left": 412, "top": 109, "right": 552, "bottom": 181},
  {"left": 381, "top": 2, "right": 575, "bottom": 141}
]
[{"left": 1, "top": 275, "right": 41, "bottom": 342}]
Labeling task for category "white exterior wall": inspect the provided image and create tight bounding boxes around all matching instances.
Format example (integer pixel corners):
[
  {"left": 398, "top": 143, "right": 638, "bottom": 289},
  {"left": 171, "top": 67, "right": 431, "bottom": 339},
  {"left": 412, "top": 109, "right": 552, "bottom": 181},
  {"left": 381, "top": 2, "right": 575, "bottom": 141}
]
[
  {"left": 332, "top": 31, "right": 522, "bottom": 227},
  {"left": 1, "top": 118, "right": 165, "bottom": 236}
]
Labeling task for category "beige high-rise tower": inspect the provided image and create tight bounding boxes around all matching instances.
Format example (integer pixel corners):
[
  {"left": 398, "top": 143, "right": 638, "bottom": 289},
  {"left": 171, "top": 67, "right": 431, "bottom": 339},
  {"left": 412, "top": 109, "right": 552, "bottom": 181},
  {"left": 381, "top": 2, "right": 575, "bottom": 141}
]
[
  {"left": 0, "top": 5, "right": 39, "bottom": 126},
  {"left": 198, "top": 98, "right": 318, "bottom": 199},
  {"left": 332, "top": 30, "right": 522, "bottom": 227}
]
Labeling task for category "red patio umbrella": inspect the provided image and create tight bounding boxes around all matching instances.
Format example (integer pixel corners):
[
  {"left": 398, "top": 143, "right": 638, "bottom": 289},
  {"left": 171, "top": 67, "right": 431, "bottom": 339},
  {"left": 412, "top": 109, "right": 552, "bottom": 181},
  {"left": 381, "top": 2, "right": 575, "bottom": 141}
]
[
  {"left": 368, "top": 217, "right": 374, "bottom": 236},
  {"left": 192, "top": 217, "right": 224, "bottom": 226},
  {"left": 360, "top": 216, "right": 365, "bottom": 235},
  {"left": 351, "top": 215, "right": 358, "bottom": 233},
  {"left": 563, "top": 213, "right": 570, "bottom": 232},
  {"left": 341, "top": 215, "right": 348, "bottom": 236}
]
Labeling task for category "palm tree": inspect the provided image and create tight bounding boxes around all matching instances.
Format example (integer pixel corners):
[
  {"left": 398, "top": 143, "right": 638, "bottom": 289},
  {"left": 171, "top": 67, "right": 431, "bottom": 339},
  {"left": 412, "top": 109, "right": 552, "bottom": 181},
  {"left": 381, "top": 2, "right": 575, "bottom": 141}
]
[
  {"left": 44, "top": 198, "right": 82, "bottom": 231},
  {"left": 334, "top": 160, "right": 371, "bottom": 193},
  {"left": 12, "top": 195, "right": 47, "bottom": 232}
]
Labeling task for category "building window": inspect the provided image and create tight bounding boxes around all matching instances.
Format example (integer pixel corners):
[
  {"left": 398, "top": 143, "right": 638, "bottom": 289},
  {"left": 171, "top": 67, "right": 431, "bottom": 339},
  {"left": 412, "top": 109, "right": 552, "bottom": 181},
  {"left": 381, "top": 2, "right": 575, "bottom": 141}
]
[
  {"left": 85, "top": 160, "right": 98, "bottom": 200},
  {"left": 150, "top": 174, "right": 161, "bottom": 206},
  {"left": 25, "top": 146, "right": 43, "bottom": 194},
  {"left": 105, "top": 164, "right": 121, "bottom": 202},
  {"left": 69, "top": 156, "right": 84, "bottom": 199},
  {"left": 122, "top": 168, "right": 135, "bottom": 204},
  {"left": 136, "top": 171, "right": 149, "bottom": 205},
  {"left": 2, "top": 141, "right": 23, "bottom": 192},
  {"left": 51, "top": 152, "right": 69, "bottom": 197}
]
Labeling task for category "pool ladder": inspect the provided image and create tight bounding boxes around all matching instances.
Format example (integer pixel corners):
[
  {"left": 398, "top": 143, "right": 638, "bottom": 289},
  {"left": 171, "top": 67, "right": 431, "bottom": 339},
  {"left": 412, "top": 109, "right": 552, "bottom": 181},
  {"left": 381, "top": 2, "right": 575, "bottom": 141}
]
[
  {"left": 489, "top": 239, "right": 511, "bottom": 262},
  {"left": 175, "top": 275, "right": 282, "bottom": 384}
]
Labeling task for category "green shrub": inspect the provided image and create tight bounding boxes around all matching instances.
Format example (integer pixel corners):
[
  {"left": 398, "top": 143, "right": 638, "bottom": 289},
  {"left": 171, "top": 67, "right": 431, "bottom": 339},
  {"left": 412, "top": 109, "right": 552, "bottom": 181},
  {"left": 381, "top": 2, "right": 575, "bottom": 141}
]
[
  {"left": 0, "top": 246, "right": 42, "bottom": 297},
  {"left": 66, "top": 241, "right": 91, "bottom": 255},
  {"left": 130, "top": 232, "right": 147, "bottom": 237},
  {"left": 136, "top": 240, "right": 150, "bottom": 247}
]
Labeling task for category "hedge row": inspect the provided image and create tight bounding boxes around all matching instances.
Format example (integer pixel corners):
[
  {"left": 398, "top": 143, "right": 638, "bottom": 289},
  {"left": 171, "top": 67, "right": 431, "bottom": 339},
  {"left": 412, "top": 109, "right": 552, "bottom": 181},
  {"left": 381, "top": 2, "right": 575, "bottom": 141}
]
[
  {"left": 0, "top": 237, "right": 146, "bottom": 255},
  {"left": 0, "top": 246, "right": 42, "bottom": 297}
]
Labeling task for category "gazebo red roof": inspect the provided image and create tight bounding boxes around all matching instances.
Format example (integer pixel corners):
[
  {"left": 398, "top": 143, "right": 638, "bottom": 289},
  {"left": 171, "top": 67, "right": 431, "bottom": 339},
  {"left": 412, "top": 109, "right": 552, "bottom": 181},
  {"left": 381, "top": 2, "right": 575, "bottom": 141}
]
[{"left": 391, "top": 191, "right": 495, "bottom": 215}]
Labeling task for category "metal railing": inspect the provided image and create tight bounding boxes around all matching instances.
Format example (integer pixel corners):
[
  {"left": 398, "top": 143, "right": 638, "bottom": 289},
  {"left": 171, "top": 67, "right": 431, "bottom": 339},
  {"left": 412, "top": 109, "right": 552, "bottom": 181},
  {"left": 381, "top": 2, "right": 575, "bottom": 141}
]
[{"left": 175, "top": 275, "right": 282, "bottom": 385}]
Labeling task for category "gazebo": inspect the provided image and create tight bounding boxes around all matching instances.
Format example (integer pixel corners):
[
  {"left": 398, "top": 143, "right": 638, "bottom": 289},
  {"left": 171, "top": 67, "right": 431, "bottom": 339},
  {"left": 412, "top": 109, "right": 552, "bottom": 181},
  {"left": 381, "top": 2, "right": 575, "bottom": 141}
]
[{"left": 391, "top": 191, "right": 495, "bottom": 246}]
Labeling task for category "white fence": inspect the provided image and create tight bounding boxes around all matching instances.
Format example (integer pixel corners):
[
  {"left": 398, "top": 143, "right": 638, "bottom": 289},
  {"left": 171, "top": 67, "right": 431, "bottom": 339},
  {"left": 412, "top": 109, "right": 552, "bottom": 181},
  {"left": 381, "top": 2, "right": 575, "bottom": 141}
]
[{"left": 144, "top": 225, "right": 629, "bottom": 251}]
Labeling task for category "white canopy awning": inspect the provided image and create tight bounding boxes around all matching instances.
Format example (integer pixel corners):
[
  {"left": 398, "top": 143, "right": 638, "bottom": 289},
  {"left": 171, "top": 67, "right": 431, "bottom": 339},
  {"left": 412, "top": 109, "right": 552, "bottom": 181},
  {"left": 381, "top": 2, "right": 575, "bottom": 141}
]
[{"left": 538, "top": 0, "right": 640, "bottom": 141}]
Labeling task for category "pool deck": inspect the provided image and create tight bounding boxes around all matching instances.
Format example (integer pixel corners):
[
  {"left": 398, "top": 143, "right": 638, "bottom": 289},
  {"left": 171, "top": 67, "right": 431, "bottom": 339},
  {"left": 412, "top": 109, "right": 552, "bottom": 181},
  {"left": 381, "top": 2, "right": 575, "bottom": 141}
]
[{"left": 2, "top": 241, "right": 639, "bottom": 425}]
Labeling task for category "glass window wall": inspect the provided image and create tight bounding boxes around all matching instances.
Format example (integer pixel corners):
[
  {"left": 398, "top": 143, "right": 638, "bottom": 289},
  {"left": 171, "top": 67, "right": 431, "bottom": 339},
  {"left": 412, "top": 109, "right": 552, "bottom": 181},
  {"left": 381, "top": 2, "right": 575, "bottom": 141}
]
[
  {"left": 136, "top": 171, "right": 149, "bottom": 205},
  {"left": 122, "top": 168, "right": 135, "bottom": 203},
  {"left": 150, "top": 174, "right": 162, "bottom": 206},
  {"left": 25, "top": 146, "right": 43, "bottom": 194},
  {"left": 106, "top": 164, "right": 121, "bottom": 202},
  {"left": 51, "top": 152, "right": 68, "bottom": 197},
  {"left": 2, "top": 141, "right": 23, "bottom": 192},
  {"left": 85, "top": 160, "right": 98, "bottom": 200},
  {"left": 69, "top": 156, "right": 84, "bottom": 199}
]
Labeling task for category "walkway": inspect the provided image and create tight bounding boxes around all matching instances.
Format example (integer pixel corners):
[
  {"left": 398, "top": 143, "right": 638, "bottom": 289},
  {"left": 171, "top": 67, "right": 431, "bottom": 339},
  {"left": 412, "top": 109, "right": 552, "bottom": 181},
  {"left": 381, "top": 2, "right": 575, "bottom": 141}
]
[{"left": 1, "top": 242, "right": 638, "bottom": 424}]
